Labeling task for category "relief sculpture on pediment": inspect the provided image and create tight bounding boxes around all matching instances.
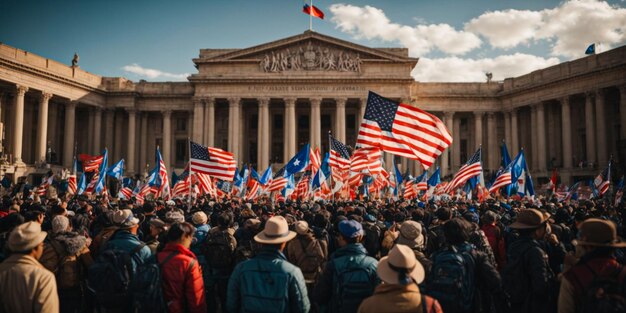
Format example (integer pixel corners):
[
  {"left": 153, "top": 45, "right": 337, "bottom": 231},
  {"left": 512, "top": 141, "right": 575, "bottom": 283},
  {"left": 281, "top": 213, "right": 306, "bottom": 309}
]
[{"left": 260, "top": 41, "right": 362, "bottom": 73}]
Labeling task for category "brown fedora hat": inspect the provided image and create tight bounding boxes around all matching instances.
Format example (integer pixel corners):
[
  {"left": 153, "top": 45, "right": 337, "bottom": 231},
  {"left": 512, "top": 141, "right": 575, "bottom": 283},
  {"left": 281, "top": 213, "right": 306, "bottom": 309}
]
[
  {"left": 377, "top": 244, "right": 425, "bottom": 285},
  {"left": 574, "top": 218, "right": 626, "bottom": 248},
  {"left": 509, "top": 209, "right": 549, "bottom": 229},
  {"left": 254, "top": 216, "right": 297, "bottom": 244}
]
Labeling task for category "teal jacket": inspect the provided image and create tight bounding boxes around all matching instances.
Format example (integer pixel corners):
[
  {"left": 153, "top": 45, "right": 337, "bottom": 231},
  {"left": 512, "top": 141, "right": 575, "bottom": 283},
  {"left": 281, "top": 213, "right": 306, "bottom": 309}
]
[
  {"left": 102, "top": 229, "right": 152, "bottom": 271},
  {"left": 313, "top": 243, "right": 379, "bottom": 313},
  {"left": 226, "top": 247, "right": 310, "bottom": 313}
]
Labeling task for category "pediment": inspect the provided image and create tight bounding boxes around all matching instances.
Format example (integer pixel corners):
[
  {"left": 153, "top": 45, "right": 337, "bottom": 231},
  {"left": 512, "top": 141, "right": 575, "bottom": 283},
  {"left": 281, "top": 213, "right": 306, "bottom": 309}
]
[{"left": 198, "top": 31, "right": 415, "bottom": 73}]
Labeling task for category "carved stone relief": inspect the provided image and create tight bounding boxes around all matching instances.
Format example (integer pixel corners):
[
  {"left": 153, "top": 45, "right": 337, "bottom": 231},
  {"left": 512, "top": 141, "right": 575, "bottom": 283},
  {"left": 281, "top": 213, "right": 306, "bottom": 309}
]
[{"left": 260, "top": 41, "right": 363, "bottom": 73}]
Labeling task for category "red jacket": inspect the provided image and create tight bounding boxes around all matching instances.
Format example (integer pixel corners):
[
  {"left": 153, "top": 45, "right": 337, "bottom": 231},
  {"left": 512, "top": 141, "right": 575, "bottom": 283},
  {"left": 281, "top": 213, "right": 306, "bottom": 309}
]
[
  {"left": 158, "top": 243, "right": 207, "bottom": 313},
  {"left": 481, "top": 224, "right": 506, "bottom": 270}
]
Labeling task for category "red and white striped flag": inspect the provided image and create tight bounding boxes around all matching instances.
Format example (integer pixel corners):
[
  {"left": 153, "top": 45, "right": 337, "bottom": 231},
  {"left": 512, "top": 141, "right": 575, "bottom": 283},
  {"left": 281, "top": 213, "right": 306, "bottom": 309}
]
[
  {"left": 80, "top": 154, "right": 104, "bottom": 172},
  {"left": 67, "top": 175, "right": 77, "bottom": 195},
  {"left": 356, "top": 91, "right": 452, "bottom": 170},
  {"left": 190, "top": 141, "right": 237, "bottom": 181},
  {"left": 172, "top": 179, "right": 190, "bottom": 198},
  {"left": 309, "top": 147, "right": 321, "bottom": 174},
  {"left": 446, "top": 147, "right": 482, "bottom": 194},
  {"left": 118, "top": 187, "right": 133, "bottom": 200},
  {"left": 195, "top": 172, "right": 215, "bottom": 198}
]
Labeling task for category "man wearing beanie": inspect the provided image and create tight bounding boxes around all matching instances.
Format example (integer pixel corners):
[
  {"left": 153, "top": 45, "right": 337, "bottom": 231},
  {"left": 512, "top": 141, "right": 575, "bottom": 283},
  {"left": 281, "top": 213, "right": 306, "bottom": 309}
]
[
  {"left": 0, "top": 221, "right": 59, "bottom": 313},
  {"left": 313, "top": 219, "right": 378, "bottom": 313}
]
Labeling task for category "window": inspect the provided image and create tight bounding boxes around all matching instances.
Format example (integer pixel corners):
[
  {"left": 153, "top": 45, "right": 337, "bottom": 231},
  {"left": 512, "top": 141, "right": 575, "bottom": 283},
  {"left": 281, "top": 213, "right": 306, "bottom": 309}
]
[
  {"left": 176, "top": 140, "right": 187, "bottom": 165},
  {"left": 347, "top": 114, "right": 356, "bottom": 129},
  {"left": 274, "top": 114, "right": 283, "bottom": 129},
  {"left": 250, "top": 115, "right": 258, "bottom": 129},
  {"left": 176, "top": 118, "right": 187, "bottom": 131}
]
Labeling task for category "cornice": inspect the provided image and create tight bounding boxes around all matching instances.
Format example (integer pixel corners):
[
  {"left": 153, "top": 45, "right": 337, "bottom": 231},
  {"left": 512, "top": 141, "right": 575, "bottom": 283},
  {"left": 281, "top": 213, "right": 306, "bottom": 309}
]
[{"left": 187, "top": 77, "right": 415, "bottom": 84}]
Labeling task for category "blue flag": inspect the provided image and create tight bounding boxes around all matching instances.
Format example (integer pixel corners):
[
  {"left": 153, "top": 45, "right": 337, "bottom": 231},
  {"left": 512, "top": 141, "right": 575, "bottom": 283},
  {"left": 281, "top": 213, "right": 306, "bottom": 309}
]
[
  {"left": 284, "top": 143, "right": 310, "bottom": 177},
  {"left": 77, "top": 172, "right": 87, "bottom": 195},
  {"left": 250, "top": 167, "right": 261, "bottom": 182},
  {"left": 312, "top": 152, "right": 331, "bottom": 190},
  {"left": 94, "top": 149, "right": 108, "bottom": 194},
  {"left": 106, "top": 159, "right": 124, "bottom": 180},
  {"left": 585, "top": 43, "right": 595, "bottom": 55},
  {"left": 259, "top": 166, "right": 273, "bottom": 185},
  {"left": 0, "top": 176, "right": 11, "bottom": 188},
  {"left": 122, "top": 177, "right": 134, "bottom": 189},
  {"left": 282, "top": 174, "right": 295, "bottom": 198},
  {"left": 501, "top": 141, "right": 512, "bottom": 169},
  {"left": 171, "top": 171, "right": 179, "bottom": 186},
  {"left": 427, "top": 167, "right": 441, "bottom": 187}
]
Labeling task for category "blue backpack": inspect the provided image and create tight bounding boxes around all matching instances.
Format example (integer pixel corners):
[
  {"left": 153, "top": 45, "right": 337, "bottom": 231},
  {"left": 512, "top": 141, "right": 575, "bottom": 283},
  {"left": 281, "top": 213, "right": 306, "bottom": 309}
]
[
  {"left": 332, "top": 254, "right": 376, "bottom": 313},
  {"left": 423, "top": 244, "right": 475, "bottom": 313}
]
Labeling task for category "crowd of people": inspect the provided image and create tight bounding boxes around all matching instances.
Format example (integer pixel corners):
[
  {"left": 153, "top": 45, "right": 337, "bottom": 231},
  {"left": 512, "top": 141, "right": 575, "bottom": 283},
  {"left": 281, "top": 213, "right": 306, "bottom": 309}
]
[{"left": 0, "top": 190, "right": 625, "bottom": 313}]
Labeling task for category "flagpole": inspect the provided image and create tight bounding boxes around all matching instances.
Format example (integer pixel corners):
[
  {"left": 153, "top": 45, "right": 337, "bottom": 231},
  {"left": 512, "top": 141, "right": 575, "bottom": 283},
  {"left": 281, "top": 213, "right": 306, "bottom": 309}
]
[
  {"left": 328, "top": 131, "right": 335, "bottom": 202},
  {"left": 187, "top": 138, "right": 192, "bottom": 212},
  {"left": 310, "top": 0, "right": 313, "bottom": 31}
]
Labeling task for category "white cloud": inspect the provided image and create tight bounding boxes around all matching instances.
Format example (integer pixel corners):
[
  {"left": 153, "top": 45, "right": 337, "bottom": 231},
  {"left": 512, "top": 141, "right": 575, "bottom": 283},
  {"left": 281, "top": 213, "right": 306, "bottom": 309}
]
[
  {"left": 412, "top": 54, "right": 561, "bottom": 82},
  {"left": 122, "top": 64, "right": 189, "bottom": 81},
  {"left": 466, "top": 0, "right": 626, "bottom": 58},
  {"left": 329, "top": 4, "right": 481, "bottom": 56}
]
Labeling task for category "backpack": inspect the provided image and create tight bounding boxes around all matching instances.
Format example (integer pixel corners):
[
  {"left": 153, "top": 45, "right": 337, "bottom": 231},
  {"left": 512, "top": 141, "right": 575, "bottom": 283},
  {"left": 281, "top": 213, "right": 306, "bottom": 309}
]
[
  {"left": 362, "top": 223, "right": 381, "bottom": 258},
  {"left": 574, "top": 264, "right": 626, "bottom": 313},
  {"left": 204, "top": 230, "right": 236, "bottom": 269},
  {"left": 87, "top": 243, "right": 146, "bottom": 309},
  {"left": 234, "top": 240, "right": 256, "bottom": 265},
  {"left": 423, "top": 245, "right": 475, "bottom": 313},
  {"left": 48, "top": 240, "right": 83, "bottom": 290},
  {"left": 501, "top": 246, "right": 532, "bottom": 306},
  {"left": 297, "top": 237, "right": 325, "bottom": 283},
  {"left": 332, "top": 254, "right": 376, "bottom": 313},
  {"left": 130, "top": 251, "right": 196, "bottom": 313}
]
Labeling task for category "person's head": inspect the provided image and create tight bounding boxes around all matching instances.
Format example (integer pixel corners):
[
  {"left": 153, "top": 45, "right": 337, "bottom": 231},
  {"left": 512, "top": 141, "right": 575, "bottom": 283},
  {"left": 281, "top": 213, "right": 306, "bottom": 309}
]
[
  {"left": 111, "top": 209, "right": 141, "bottom": 234},
  {"left": 509, "top": 209, "right": 550, "bottom": 240},
  {"left": 573, "top": 218, "right": 626, "bottom": 256},
  {"left": 397, "top": 221, "right": 424, "bottom": 250},
  {"left": 337, "top": 220, "right": 364, "bottom": 246},
  {"left": 377, "top": 244, "right": 425, "bottom": 285},
  {"left": 51, "top": 215, "right": 71, "bottom": 234},
  {"left": 167, "top": 222, "right": 196, "bottom": 248},
  {"left": 149, "top": 218, "right": 168, "bottom": 237},
  {"left": 26, "top": 205, "right": 46, "bottom": 224},
  {"left": 165, "top": 210, "right": 185, "bottom": 224},
  {"left": 216, "top": 212, "right": 233, "bottom": 228},
  {"left": 8, "top": 221, "right": 47, "bottom": 260},
  {"left": 254, "top": 216, "right": 297, "bottom": 251},
  {"left": 436, "top": 207, "right": 452, "bottom": 223},
  {"left": 191, "top": 211, "right": 208, "bottom": 226},
  {"left": 443, "top": 218, "right": 471, "bottom": 245},
  {"left": 294, "top": 220, "right": 310, "bottom": 237},
  {"left": 77, "top": 194, "right": 88, "bottom": 207},
  {"left": 143, "top": 202, "right": 156, "bottom": 214}
]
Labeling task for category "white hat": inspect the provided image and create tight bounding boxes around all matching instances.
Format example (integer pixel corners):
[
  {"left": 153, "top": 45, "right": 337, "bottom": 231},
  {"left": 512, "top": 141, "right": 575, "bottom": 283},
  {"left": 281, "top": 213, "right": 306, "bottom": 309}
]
[
  {"left": 111, "top": 209, "right": 140, "bottom": 228},
  {"left": 192, "top": 211, "right": 208, "bottom": 225},
  {"left": 294, "top": 220, "right": 309, "bottom": 235},
  {"left": 254, "top": 216, "right": 297, "bottom": 244},
  {"left": 377, "top": 244, "right": 425, "bottom": 285},
  {"left": 8, "top": 222, "right": 47, "bottom": 251}
]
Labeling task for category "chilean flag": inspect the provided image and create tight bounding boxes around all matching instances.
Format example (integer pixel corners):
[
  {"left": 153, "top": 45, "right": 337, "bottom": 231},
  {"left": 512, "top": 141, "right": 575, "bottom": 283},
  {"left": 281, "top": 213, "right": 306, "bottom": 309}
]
[{"left": 303, "top": 4, "right": 324, "bottom": 19}]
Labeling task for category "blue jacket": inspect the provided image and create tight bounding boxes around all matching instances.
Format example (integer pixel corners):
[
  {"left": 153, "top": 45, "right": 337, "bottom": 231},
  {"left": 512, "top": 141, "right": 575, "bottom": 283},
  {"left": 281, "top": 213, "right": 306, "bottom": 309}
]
[
  {"left": 103, "top": 229, "right": 152, "bottom": 271},
  {"left": 226, "top": 247, "right": 310, "bottom": 313},
  {"left": 191, "top": 224, "right": 210, "bottom": 264},
  {"left": 313, "top": 243, "right": 378, "bottom": 313}
]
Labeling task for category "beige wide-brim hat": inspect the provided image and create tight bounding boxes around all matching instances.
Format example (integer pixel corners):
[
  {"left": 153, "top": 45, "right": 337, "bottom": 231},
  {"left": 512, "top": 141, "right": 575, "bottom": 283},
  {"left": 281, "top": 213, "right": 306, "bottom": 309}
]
[
  {"left": 509, "top": 209, "right": 549, "bottom": 229},
  {"left": 377, "top": 244, "right": 425, "bottom": 285},
  {"left": 254, "top": 216, "right": 297, "bottom": 244},
  {"left": 573, "top": 218, "right": 626, "bottom": 248},
  {"left": 8, "top": 221, "right": 48, "bottom": 251}
]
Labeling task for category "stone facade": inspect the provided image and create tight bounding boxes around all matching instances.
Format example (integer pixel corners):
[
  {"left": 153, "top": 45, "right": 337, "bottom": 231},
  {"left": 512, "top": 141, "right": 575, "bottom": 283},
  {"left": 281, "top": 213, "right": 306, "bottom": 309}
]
[{"left": 0, "top": 30, "right": 625, "bottom": 186}]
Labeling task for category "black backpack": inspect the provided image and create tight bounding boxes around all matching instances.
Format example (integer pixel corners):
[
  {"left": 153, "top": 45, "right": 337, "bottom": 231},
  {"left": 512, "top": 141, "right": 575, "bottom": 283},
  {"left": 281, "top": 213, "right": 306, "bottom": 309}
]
[
  {"left": 332, "top": 254, "right": 376, "bottom": 313},
  {"left": 362, "top": 223, "right": 381, "bottom": 258},
  {"left": 501, "top": 246, "right": 532, "bottom": 306},
  {"left": 423, "top": 245, "right": 475, "bottom": 313},
  {"left": 87, "top": 243, "right": 146, "bottom": 309},
  {"left": 576, "top": 264, "right": 626, "bottom": 313},
  {"left": 204, "top": 230, "right": 236, "bottom": 269},
  {"left": 130, "top": 251, "right": 196, "bottom": 313},
  {"left": 234, "top": 240, "right": 257, "bottom": 265}
]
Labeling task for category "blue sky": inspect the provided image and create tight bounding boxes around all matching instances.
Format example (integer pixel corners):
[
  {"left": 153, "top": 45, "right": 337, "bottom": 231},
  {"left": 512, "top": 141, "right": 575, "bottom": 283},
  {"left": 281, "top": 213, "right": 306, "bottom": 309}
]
[{"left": 1, "top": 0, "right": 625, "bottom": 82}]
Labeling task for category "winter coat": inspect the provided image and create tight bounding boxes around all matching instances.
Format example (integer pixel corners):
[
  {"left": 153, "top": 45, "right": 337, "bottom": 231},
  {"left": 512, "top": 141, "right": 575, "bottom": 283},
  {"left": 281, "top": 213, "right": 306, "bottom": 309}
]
[
  {"left": 226, "top": 247, "right": 310, "bottom": 313},
  {"left": 158, "top": 243, "right": 207, "bottom": 313},
  {"left": 286, "top": 233, "right": 327, "bottom": 283},
  {"left": 0, "top": 254, "right": 60, "bottom": 313},
  {"left": 481, "top": 224, "right": 506, "bottom": 270},
  {"left": 357, "top": 284, "right": 443, "bottom": 313},
  {"left": 190, "top": 224, "right": 210, "bottom": 265},
  {"left": 313, "top": 243, "right": 379, "bottom": 313},
  {"left": 39, "top": 231, "right": 93, "bottom": 289},
  {"left": 469, "top": 224, "right": 497, "bottom": 268},
  {"left": 102, "top": 229, "right": 152, "bottom": 271}
]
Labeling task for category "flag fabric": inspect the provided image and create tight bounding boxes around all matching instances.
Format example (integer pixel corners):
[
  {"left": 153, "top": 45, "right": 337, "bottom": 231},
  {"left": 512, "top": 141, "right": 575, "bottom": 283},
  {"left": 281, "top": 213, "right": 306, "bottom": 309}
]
[
  {"left": 356, "top": 91, "right": 452, "bottom": 170},
  {"left": 393, "top": 162, "right": 403, "bottom": 197},
  {"left": 118, "top": 187, "right": 133, "bottom": 200},
  {"left": 77, "top": 172, "right": 87, "bottom": 195},
  {"left": 282, "top": 174, "right": 296, "bottom": 199},
  {"left": 549, "top": 168, "right": 558, "bottom": 192},
  {"left": 446, "top": 147, "right": 482, "bottom": 193},
  {"left": 312, "top": 152, "right": 331, "bottom": 190},
  {"left": 284, "top": 144, "right": 310, "bottom": 177},
  {"left": 594, "top": 160, "right": 612, "bottom": 196},
  {"left": 195, "top": 172, "right": 215, "bottom": 197},
  {"left": 416, "top": 172, "right": 428, "bottom": 191},
  {"left": 403, "top": 180, "right": 416, "bottom": 199},
  {"left": 190, "top": 141, "right": 237, "bottom": 181},
  {"left": 67, "top": 175, "right": 77, "bottom": 195},
  {"left": 489, "top": 150, "right": 524, "bottom": 193},
  {"left": 106, "top": 159, "right": 125, "bottom": 180},
  {"left": 350, "top": 147, "right": 382, "bottom": 175},
  {"left": 268, "top": 166, "right": 288, "bottom": 192},
  {"left": 309, "top": 147, "right": 321, "bottom": 174},
  {"left": 258, "top": 165, "right": 273, "bottom": 186},
  {"left": 302, "top": 4, "right": 324, "bottom": 19},
  {"left": 80, "top": 153, "right": 104, "bottom": 172},
  {"left": 585, "top": 43, "right": 595, "bottom": 55},
  {"left": 614, "top": 176, "right": 624, "bottom": 206},
  {"left": 501, "top": 141, "right": 512, "bottom": 169},
  {"left": 94, "top": 149, "right": 108, "bottom": 194},
  {"left": 329, "top": 134, "right": 351, "bottom": 169}
]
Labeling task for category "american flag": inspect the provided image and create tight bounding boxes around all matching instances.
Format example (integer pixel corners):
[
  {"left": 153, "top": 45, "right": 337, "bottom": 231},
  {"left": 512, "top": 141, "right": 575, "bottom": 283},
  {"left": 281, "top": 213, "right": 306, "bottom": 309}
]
[
  {"left": 594, "top": 160, "right": 611, "bottom": 196},
  {"left": 293, "top": 173, "right": 311, "bottom": 199},
  {"left": 309, "top": 147, "right": 321, "bottom": 174},
  {"left": 350, "top": 147, "right": 382, "bottom": 175},
  {"left": 195, "top": 172, "right": 215, "bottom": 197},
  {"left": 446, "top": 147, "right": 482, "bottom": 193},
  {"left": 268, "top": 166, "right": 288, "bottom": 192},
  {"left": 489, "top": 170, "right": 512, "bottom": 194},
  {"left": 67, "top": 175, "right": 77, "bottom": 195},
  {"left": 80, "top": 154, "right": 104, "bottom": 172},
  {"left": 356, "top": 91, "right": 452, "bottom": 170},
  {"left": 416, "top": 173, "right": 428, "bottom": 191},
  {"left": 156, "top": 148, "right": 170, "bottom": 200},
  {"left": 172, "top": 180, "right": 190, "bottom": 198},
  {"left": 329, "top": 134, "right": 351, "bottom": 170},
  {"left": 246, "top": 178, "right": 260, "bottom": 200},
  {"left": 403, "top": 180, "right": 416, "bottom": 199},
  {"left": 190, "top": 141, "right": 236, "bottom": 181},
  {"left": 118, "top": 187, "right": 133, "bottom": 200}
]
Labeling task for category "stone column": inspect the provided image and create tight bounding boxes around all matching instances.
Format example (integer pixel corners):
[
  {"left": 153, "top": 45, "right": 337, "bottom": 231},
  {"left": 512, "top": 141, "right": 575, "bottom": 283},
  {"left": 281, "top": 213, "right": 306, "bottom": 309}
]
[
  {"left": 139, "top": 113, "right": 148, "bottom": 170},
  {"left": 620, "top": 85, "right": 626, "bottom": 141},
  {"left": 205, "top": 98, "right": 215, "bottom": 147},
  {"left": 162, "top": 110, "right": 172, "bottom": 169},
  {"left": 104, "top": 110, "right": 114, "bottom": 156},
  {"left": 126, "top": 109, "right": 137, "bottom": 174},
  {"left": 12, "top": 85, "right": 28, "bottom": 164},
  {"left": 228, "top": 97, "right": 241, "bottom": 160},
  {"left": 530, "top": 105, "right": 538, "bottom": 169},
  {"left": 35, "top": 92, "right": 52, "bottom": 163},
  {"left": 585, "top": 92, "right": 596, "bottom": 165},
  {"left": 257, "top": 98, "right": 270, "bottom": 167},
  {"left": 442, "top": 112, "right": 454, "bottom": 176},
  {"left": 193, "top": 98, "right": 204, "bottom": 143},
  {"left": 93, "top": 107, "right": 102, "bottom": 153},
  {"left": 487, "top": 112, "right": 498, "bottom": 170},
  {"left": 474, "top": 112, "right": 483, "bottom": 150},
  {"left": 359, "top": 97, "right": 367, "bottom": 122},
  {"left": 561, "top": 97, "right": 573, "bottom": 169},
  {"left": 310, "top": 98, "right": 321, "bottom": 149},
  {"left": 504, "top": 111, "right": 512, "bottom": 149},
  {"left": 63, "top": 101, "right": 76, "bottom": 168},
  {"left": 452, "top": 114, "right": 461, "bottom": 171},
  {"left": 536, "top": 103, "right": 547, "bottom": 171},
  {"left": 511, "top": 109, "right": 519, "bottom": 156},
  {"left": 335, "top": 98, "right": 347, "bottom": 143},
  {"left": 114, "top": 112, "right": 123, "bottom": 162},
  {"left": 284, "top": 98, "right": 296, "bottom": 162},
  {"left": 595, "top": 89, "right": 608, "bottom": 166}
]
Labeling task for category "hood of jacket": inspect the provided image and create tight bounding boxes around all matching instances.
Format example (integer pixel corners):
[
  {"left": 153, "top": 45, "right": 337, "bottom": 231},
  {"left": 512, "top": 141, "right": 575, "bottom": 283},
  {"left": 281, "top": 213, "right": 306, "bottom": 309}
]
[
  {"left": 52, "top": 231, "right": 87, "bottom": 255},
  {"left": 332, "top": 242, "right": 368, "bottom": 259}
]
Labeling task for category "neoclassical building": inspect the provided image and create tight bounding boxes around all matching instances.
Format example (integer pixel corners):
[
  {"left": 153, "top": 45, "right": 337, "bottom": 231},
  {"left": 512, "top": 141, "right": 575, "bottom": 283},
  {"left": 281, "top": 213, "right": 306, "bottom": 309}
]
[{"left": 0, "top": 31, "right": 624, "bottom": 186}]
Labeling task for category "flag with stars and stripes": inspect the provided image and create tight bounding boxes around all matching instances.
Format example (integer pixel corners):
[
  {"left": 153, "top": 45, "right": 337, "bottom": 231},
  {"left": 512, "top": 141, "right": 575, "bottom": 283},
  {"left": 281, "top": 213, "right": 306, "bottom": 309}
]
[
  {"left": 329, "top": 133, "right": 351, "bottom": 170},
  {"left": 446, "top": 147, "right": 482, "bottom": 193},
  {"left": 268, "top": 166, "right": 288, "bottom": 192},
  {"left": 190, "top": 141, "right": 236, "bottom": 181},
  {"left": 356, "top": 91, "right": 452, "bottom": 170},
  {"left": 594, "top": 160, "right": 612, "bottom": 196}
]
